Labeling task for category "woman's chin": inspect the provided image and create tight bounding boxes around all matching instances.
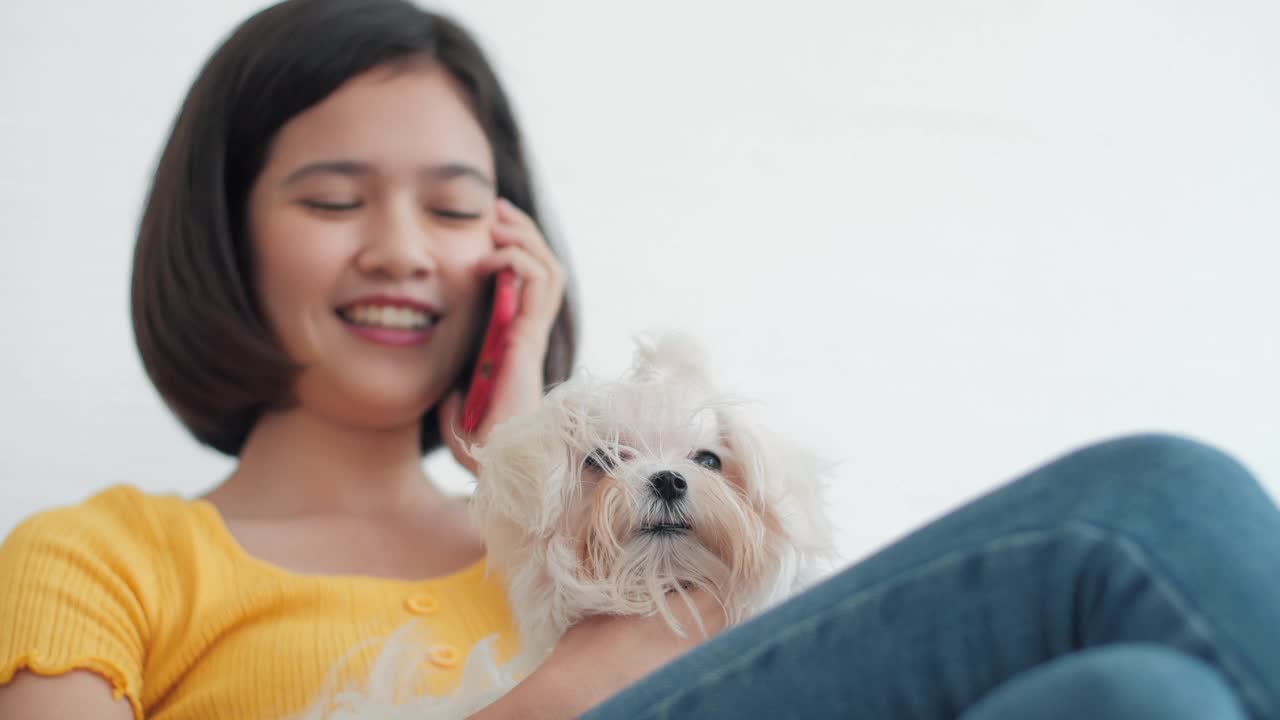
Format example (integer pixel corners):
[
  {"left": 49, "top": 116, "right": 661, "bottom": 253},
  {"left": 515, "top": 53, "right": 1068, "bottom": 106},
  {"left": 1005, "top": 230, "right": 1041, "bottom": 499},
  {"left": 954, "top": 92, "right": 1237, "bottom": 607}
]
[{"left": 298, "top": 373, "right": 444, "bottom": 429}]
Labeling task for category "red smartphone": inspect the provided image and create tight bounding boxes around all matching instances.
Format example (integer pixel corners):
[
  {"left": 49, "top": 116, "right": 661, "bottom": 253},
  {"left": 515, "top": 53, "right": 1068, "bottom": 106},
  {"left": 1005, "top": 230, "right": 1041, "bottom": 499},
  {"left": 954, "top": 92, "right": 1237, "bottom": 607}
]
[{"left": 460, "top": 270, "right": 519, "bottom": 433}]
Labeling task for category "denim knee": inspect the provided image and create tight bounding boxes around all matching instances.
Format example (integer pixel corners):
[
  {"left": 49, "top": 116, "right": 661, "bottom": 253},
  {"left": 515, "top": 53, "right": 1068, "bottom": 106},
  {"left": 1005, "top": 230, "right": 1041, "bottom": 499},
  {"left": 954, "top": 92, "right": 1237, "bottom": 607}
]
[
  {"left": 1041, "top": 433, "right": 1264, "bottom": 519},
  {"left": 962, "top": 644, "right": 1247, "bottom": 720}
]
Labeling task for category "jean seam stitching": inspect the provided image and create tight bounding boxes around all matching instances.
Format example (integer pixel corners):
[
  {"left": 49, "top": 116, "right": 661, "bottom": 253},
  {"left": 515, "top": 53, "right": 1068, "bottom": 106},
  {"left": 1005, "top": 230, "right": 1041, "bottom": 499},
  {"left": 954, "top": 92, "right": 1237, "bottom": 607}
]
[{"left": 1065, "top": 519, "right": 1271, "bottom": 720}]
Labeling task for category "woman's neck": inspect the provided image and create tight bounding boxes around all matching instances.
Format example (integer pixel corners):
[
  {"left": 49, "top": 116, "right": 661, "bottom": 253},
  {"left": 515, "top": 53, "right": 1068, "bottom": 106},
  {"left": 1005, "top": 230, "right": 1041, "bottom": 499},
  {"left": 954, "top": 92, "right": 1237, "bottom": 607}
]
[{"left": 207, "top": 408, "right": 446, "bottom": 519}]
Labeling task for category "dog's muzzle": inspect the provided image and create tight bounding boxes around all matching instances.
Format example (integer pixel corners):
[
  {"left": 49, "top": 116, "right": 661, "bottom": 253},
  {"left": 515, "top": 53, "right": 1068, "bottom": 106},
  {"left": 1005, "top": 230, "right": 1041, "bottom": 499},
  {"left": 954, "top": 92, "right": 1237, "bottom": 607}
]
[{"left": 648, "top": 470, "right": 687, "bottom": 503}]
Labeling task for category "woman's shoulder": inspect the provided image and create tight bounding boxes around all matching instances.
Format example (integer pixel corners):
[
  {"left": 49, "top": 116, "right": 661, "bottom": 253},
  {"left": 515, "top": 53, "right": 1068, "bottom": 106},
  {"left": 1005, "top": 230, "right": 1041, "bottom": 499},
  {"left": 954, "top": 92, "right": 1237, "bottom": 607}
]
[
  {"left": 6, "top": 484, "right": 191, "bottom": 547},
  {"left": 0, "top": 484, "right": 221, "bottom": 592},
  {"left": 0, "top": 485, "right": 219, "bottom": 716}
]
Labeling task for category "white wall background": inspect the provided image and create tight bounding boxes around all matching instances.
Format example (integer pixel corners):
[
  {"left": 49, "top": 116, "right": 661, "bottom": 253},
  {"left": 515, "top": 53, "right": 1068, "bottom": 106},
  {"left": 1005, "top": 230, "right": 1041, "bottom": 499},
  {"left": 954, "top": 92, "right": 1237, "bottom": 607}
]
[{"left": 1, "top": 0, "right": 1277, "bottom": 563}]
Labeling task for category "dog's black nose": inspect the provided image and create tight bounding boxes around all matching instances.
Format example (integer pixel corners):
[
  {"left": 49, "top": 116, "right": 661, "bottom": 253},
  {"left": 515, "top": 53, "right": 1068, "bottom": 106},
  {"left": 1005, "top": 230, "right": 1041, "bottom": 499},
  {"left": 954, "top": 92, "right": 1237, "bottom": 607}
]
[{"left": 649, "top": 471, "right": 687, "bottom": 502}]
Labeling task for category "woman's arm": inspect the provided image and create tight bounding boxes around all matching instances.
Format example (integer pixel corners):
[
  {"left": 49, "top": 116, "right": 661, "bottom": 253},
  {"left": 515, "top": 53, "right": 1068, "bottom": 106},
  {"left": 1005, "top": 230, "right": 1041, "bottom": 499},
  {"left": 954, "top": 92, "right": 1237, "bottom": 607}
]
[
  {"left": 0, "top": 670, "right": 134, "bottom": 720},
  {"left": 0, "top": 494, "right": 155, "bottom": 720},
  {"left": 468, "top": 589, "right": 727, "bottom": 720}
]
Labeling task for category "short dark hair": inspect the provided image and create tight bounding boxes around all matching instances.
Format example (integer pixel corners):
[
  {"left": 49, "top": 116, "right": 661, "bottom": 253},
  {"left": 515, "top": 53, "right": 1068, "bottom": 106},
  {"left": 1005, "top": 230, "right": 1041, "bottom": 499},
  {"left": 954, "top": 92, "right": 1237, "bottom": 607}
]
[{"left": 132, "top": 0, "right": 577, "bottom": 456}]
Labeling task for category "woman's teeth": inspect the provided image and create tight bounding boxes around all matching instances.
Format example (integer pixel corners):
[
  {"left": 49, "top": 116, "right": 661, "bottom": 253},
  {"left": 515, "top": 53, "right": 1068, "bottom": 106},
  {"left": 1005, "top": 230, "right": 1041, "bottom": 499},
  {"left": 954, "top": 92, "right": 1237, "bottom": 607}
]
[{"left": 342, "top": 305, "right": 432, "bottom": 330}]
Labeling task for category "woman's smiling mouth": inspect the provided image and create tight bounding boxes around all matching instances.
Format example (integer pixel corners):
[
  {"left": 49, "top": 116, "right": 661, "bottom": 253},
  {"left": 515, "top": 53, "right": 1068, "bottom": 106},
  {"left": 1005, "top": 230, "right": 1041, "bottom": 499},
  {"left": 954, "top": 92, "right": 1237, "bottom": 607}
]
[{"left": 335, "top": 296, "right": 441, "bottom": 346}]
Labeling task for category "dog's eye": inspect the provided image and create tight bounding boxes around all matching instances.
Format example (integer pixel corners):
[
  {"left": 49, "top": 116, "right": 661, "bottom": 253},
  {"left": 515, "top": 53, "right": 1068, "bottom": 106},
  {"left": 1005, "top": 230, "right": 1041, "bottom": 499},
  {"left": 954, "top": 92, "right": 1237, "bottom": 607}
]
[
  {"left": 692, "top": 450, "right": 722, "bottom": 472},
  {"left": 584, "top": 449, "right": 615, "bottom": 472}
]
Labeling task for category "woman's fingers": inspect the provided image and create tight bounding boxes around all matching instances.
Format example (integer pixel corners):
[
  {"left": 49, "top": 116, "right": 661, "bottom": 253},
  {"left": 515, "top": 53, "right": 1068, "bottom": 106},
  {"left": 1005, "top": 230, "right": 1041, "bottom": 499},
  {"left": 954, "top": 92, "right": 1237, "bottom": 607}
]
[
  {"left": 494, "top": 196, "right": 536, "bottom": 234},
  {"left": 490, "top": 201, "right": 562, "bottom": 285},
  {"left": 448, "top": 200, "right": 566, "bottom": 453},
  {"left": 477, "top": 218, "right": 565, "bottom": 342}
]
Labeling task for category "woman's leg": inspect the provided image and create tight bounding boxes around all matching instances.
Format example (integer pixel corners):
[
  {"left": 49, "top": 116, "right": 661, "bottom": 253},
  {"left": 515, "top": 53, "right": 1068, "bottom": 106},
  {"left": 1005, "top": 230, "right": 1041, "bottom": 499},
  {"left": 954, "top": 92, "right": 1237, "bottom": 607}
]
[
  {"left": 581, "top": 434, "right": 1280, "bottom": 719},
  {"left": 959, "top": 645, "right": 1246, "bottom": 720}
]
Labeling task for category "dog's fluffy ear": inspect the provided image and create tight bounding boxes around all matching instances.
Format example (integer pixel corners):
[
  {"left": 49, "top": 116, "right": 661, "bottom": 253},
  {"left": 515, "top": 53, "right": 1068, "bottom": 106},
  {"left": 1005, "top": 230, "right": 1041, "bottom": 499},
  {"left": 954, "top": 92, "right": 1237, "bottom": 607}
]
[
  {"left": 628, "top": 332, "right": 713, "bottom": 386},
  {"left": 719, "top": 407, "right": 839, "bottom": 593},
  {"left": 470, "top": 398, "right": 571, "bottom": 542},
  {"left": 470, "top": 380, "right": 599, "bottom": 542}
]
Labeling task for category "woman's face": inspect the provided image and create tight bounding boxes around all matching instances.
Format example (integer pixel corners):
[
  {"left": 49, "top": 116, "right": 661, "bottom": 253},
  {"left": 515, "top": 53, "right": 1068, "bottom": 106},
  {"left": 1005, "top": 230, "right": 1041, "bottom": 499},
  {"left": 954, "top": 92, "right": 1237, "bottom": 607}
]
[{"left": 247, "top": 62, "right": 496, "bottom": 430}]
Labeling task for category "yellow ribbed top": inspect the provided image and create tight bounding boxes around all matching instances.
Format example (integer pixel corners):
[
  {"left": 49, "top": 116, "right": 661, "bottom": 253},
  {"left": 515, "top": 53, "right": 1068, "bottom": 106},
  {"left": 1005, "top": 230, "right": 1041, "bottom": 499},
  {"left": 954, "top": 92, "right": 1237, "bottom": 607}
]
[{"left": 0, "top": 485, "right": 518, "bottom": 720}]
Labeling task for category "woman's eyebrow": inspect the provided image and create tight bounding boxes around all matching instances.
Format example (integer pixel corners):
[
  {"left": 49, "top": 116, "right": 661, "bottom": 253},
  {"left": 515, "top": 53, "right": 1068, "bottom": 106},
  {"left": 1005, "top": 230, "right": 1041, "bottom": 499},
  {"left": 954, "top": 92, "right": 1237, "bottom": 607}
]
[
  {"left": 279, "top": 160, "right": 368, "bottom": 186},
  {"left": 279, "top": 160, "right": 494, "bottom": 188},
  {"left": 422, "top": 162, "right": 494, "bottom": 188}
]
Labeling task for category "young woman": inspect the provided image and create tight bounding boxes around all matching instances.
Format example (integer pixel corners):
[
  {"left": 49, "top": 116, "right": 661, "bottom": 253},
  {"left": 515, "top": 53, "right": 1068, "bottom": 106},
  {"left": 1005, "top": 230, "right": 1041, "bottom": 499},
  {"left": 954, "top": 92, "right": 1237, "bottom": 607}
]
[{"left": 3, "top": 1, "right": 1278, "bottom": 719}]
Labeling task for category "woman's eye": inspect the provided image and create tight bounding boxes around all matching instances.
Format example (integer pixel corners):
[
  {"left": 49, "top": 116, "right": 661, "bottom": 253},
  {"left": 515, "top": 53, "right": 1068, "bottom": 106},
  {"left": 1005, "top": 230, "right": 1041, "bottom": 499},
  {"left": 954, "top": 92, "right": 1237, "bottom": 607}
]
[
  {"left": 692, "top": 450, "right": 722, "bottom": 472},
  {"left": 301, "top": 199, "right": 362, "bottom": 212},
  {"left": 430, "top": 208, "right": 483, "bottom": 221}
]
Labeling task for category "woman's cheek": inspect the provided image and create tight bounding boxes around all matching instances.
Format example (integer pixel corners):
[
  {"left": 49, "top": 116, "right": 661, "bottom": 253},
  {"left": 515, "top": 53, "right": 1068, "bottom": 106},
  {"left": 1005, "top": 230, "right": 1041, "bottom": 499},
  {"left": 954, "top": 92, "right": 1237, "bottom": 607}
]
[{"left": 255, "top": 215, "right": 355, "bottom": 359}]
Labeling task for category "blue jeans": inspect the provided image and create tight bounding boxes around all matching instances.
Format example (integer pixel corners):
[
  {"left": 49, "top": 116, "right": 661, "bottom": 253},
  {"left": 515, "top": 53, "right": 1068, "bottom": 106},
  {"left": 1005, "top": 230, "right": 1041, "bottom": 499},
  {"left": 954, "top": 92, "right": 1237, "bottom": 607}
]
[{"left": 582, "top": 434, "right": 1278, "bottom": 719}]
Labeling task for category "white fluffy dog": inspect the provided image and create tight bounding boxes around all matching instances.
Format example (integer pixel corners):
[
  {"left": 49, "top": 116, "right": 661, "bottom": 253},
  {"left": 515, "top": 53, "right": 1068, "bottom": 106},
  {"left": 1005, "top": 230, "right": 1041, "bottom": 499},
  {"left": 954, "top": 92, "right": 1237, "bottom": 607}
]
[
  {"left": 471, "top": 334, "right": 835, "bottom": 674},
  {"left": 294, "top": 335, "right": 834, "bottom": 719}
]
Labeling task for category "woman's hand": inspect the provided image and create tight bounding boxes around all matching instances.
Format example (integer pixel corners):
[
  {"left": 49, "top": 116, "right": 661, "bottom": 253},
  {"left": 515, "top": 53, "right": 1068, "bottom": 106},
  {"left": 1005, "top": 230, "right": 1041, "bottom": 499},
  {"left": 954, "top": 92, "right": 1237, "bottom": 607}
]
[
  {"left": 439, "top": 198, "right": 565, "bottom": 474},
  {"left": 468, "top": 589, "right": 729, "bottom": 720}
]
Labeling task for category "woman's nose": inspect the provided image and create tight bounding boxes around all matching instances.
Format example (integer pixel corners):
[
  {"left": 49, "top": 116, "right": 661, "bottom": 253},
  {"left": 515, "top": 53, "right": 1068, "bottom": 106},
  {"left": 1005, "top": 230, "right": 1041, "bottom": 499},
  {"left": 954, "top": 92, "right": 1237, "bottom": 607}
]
[{"left": 355, "top": 206, "right": 438, "bottom": 280}]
